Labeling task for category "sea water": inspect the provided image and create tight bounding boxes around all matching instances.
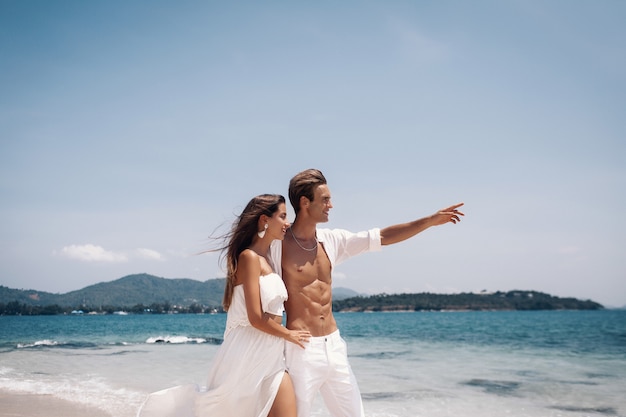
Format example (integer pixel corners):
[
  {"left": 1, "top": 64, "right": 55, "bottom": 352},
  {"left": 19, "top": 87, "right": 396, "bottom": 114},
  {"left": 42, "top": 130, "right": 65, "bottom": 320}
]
[{"left": 1, "top": 310, "right": 624, "bottom": 417}]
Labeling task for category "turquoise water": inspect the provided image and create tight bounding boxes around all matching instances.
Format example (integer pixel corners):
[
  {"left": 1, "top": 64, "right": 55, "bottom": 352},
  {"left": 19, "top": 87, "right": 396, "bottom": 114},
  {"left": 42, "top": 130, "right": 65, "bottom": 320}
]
[
  {"left": 1, "top": 313, "right": 227, "bottom": 349},
  {"left": 1, "top": 310, "right": 625, "bottom": 416}
]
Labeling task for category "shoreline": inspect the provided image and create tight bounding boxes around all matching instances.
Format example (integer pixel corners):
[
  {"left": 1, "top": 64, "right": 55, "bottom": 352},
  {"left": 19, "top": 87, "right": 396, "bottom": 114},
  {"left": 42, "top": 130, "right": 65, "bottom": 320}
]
[{"left": 0, "top": 391, "right": 114, "bottom": 417}]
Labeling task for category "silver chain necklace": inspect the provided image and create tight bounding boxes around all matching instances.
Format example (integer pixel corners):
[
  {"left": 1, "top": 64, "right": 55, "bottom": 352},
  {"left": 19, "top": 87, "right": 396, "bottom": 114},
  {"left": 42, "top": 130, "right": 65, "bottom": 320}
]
[{"left": 289, "top": 227, "right": 318, "bottom": 251}]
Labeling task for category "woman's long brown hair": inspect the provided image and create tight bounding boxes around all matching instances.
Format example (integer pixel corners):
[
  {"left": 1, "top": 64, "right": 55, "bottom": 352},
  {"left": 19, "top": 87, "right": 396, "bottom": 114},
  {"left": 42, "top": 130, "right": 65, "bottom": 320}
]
[{"left": 212, "top": 194, "right": 285, "bottom": 310}]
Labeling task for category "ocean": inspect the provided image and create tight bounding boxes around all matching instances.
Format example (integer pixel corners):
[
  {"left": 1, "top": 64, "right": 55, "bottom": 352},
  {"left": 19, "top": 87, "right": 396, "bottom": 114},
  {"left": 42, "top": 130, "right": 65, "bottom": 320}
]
[{"left": 1, "top": 310, "right": 625, "bottom": 417}]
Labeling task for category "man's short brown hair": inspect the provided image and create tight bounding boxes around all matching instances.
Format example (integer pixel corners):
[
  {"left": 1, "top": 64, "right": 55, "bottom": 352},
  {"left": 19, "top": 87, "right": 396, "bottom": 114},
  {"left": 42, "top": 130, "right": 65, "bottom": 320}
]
[{"left": 288, "top": 169, "right": 327, "bottom": 215}]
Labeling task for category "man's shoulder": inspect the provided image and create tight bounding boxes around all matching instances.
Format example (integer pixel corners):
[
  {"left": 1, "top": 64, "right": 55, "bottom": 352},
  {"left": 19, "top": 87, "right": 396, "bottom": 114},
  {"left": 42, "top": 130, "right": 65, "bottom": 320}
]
[
  {"left": 316, "top": 227, "right": 369, "bottom": 237},
  {"left": 316, "top": 227, "right": 346, "bottom": 240},
  {"left": 317, "top": 227, "right": 382, "bottom": 246}
]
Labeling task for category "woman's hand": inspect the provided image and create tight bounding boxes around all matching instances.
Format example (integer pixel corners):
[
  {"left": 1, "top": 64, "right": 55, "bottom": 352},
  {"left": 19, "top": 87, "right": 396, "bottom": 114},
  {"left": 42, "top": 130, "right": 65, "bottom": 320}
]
[{"left": 285, "top": 329, "right": 312, "bottom": 349}]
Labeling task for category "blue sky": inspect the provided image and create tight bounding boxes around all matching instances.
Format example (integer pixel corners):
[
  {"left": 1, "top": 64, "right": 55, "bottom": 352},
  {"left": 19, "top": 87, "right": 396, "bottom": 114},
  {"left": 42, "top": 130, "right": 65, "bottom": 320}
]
[{"left": 1, "top": 1, "right": 625, "bottom": 307}]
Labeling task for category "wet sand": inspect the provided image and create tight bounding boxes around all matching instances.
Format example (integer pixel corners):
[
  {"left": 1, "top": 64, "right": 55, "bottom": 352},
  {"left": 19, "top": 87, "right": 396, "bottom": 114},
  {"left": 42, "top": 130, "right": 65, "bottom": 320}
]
[{"left": 0, "top": 391, "right": 113, "bottom": 417}]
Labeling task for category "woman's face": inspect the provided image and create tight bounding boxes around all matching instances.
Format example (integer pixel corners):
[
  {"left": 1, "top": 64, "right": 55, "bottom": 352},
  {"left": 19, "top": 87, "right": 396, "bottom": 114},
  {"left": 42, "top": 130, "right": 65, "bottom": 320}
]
[{"left": 267, "top": 202, "right": 290, "bottom": 240}]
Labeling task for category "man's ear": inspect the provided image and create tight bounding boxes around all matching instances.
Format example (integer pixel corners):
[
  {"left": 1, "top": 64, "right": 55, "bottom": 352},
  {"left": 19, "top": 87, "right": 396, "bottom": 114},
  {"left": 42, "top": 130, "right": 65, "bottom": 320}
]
[{"left": 299, "top": 195, "right": 310, "bottom": 210}]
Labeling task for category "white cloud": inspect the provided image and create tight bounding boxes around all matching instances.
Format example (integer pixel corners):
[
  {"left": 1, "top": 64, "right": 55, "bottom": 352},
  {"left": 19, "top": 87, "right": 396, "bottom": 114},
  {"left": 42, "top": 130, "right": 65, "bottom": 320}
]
[
  {"left": 60, "top": 244, "right": 128, "bottom": 262},
  {"left": 58, "top": 244, "right": 165, "bottom": 263},
  {"left": 136, "top": 248, "right": 164, "bottom": 261},
  {"left": 333, "top": 272, "right": 347, "bottom": 281}
]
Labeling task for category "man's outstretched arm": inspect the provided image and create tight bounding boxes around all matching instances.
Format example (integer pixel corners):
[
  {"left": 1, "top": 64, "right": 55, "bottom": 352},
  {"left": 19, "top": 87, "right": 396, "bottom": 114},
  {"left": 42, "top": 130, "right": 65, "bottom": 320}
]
[{"left": 380, "top": 203, "right": 464, "bottom": 246}]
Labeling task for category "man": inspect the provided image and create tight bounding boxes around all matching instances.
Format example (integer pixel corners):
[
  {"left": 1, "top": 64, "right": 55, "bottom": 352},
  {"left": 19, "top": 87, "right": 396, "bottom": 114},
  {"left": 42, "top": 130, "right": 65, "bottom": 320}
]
[{"left": 268, "top": 168, "right": 464, "bottom": 417}]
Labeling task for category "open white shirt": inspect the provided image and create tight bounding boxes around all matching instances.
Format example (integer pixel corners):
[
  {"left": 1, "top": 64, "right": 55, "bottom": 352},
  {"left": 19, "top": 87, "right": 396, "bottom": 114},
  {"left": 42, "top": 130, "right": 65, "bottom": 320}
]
[{"left": 268, "top": 227, "right": 382, "bottom": 277}]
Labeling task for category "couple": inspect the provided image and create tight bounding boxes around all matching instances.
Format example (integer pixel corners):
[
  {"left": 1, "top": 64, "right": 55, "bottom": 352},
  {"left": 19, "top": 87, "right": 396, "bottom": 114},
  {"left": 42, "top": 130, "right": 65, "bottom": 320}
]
[{"left": 138, "top": 168, "right": 464, "bottom": 417}]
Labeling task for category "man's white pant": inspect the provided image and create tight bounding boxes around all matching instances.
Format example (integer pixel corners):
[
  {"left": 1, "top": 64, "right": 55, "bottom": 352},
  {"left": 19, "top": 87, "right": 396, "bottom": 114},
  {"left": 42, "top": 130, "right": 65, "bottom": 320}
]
[{"left": 285, "top": 330, "right": 365, "bottom": 417}]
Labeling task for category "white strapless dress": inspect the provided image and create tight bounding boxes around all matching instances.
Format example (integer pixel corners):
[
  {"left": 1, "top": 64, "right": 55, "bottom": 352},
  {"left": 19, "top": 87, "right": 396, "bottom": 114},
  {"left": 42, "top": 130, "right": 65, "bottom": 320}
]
[{"left": 137, "top": 273, "right": 288, "bottom": 417}]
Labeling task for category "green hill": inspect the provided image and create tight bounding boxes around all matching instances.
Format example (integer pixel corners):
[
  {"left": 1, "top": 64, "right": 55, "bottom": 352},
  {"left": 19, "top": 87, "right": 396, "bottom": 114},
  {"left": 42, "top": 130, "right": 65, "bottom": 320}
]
[
  {"left": 60, "top": 273, "right": 226, "bottom": 307},
  {"left": 0, "top": 273, "right": 226, "bottom": 311},
  {"left": 0, "top": 285, "right": 61, "bottom": 306}
]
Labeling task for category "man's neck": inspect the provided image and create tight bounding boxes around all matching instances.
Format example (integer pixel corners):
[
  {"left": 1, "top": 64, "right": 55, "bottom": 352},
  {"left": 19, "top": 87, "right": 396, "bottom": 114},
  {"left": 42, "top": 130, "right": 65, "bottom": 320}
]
[{"left": 290, "top": 218, "right": 317, "bottom": 239}]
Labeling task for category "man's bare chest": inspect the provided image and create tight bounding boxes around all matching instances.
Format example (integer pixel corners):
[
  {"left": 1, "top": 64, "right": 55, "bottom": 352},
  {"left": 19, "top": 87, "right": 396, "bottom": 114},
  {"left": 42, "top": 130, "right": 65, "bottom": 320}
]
[{"left": 283, "top": 243, "right": 332, "bottom": 285}]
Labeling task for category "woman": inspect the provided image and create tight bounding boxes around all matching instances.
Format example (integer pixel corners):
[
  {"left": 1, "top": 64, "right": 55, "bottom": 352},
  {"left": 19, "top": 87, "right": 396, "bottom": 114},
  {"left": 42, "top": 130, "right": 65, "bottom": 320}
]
[{"left": 138, "top": 194, "right": 311, "bottom": 417}]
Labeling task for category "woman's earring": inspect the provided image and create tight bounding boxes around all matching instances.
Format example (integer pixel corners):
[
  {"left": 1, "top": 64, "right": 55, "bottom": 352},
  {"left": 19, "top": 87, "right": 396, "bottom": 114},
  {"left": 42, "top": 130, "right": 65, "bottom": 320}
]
[{"left": 257, "top": 223, "right": 268, "bottom": 239}]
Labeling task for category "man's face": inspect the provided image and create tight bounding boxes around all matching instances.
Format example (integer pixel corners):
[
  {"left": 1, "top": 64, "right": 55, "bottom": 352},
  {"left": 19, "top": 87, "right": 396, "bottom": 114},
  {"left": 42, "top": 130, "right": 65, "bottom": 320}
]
[{"left": 308, "top": 184, "right": 333, "bottom": 223}]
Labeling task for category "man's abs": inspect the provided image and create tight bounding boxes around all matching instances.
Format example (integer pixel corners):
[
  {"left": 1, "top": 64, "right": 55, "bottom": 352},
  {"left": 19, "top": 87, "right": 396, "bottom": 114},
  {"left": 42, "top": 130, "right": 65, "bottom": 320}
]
[
  {"left": 285, "top": 296, "right": 338, "bottom": 337},
  {"left": 282, "top": 274, "right": 338, "bottom": 337}
]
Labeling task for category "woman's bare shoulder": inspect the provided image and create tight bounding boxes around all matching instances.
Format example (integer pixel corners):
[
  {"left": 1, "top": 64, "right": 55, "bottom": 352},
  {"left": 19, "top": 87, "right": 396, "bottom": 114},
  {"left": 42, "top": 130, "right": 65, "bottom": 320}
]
[{"left": 238, "top": 248, "right": 258, "bottom": 264}]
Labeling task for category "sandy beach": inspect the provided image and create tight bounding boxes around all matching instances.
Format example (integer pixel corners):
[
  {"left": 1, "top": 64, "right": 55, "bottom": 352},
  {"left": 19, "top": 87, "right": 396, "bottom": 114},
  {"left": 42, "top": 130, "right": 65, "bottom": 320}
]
[{"left": 0, "top": 391, "right": 114, "bottom": 417}]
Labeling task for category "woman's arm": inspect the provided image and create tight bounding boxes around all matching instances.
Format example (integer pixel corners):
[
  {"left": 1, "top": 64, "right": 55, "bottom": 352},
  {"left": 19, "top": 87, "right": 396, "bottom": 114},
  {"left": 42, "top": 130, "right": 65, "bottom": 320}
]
[{"left": 238, "top": 250, "right": 310, "bottom": 348}]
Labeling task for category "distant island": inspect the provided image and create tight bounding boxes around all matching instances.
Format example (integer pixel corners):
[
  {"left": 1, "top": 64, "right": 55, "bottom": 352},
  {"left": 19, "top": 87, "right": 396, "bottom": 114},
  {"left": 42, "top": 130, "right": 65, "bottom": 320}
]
[
  {"left": 0, "top": 273, "right": 603, "bottom": 315},
  {"left": 332, "top": 290, "right": 603, "bottom": 312}
]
